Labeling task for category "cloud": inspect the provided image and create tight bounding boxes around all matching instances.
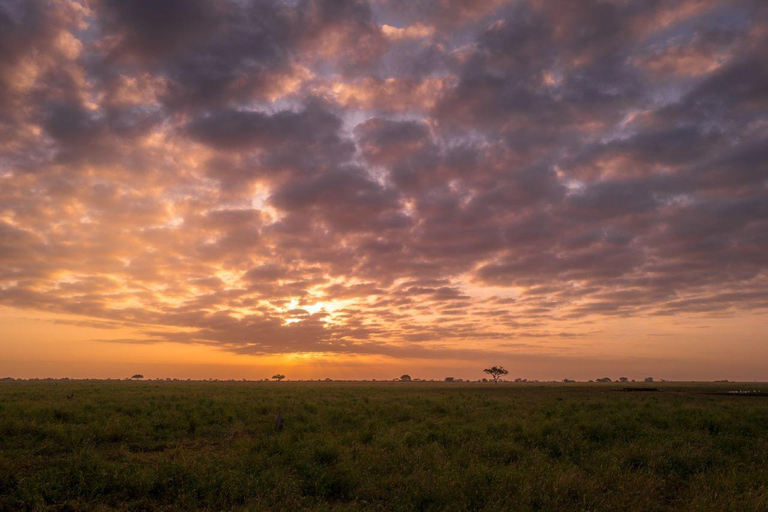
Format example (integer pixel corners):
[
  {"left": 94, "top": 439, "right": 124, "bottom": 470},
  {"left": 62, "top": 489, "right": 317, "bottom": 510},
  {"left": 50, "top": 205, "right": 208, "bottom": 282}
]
[
  {"left": 381, "top": 23, "right": 434, "bottom": 41},
  {"left": 186, "top": 102, "right": 344, "bottom": 152},
  {"left": 0, "top": 0, "right": 766, "bottom": 360}
]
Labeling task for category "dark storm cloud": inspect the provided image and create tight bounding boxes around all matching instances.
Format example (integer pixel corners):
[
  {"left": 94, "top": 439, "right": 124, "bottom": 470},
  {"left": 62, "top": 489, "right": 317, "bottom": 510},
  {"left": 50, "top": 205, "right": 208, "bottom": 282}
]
[{"left": 0, "top": 0, "right": 766, "bottom": 358}]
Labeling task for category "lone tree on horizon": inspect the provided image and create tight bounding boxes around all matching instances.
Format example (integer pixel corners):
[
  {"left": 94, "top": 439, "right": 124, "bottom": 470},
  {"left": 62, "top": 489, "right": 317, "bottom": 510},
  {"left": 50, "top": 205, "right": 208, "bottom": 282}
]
[
  {"left": 400, "top": 374, "right": 412, "bottom": 382},
  {"left": 131, "top": 374, "right": 143, "bottom": 380},
  {"left": 272, "top": 374, "right": 285, "bottom": 381},
  {"left": 483, "top": 366, "right": 508, "bottom": 383}
]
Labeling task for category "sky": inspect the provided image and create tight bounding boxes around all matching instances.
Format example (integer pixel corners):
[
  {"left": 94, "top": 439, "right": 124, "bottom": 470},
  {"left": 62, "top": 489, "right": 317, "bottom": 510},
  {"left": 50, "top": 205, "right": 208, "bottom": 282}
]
[{"left": 1, "top": 0, "right": 767, "bottom": 381}]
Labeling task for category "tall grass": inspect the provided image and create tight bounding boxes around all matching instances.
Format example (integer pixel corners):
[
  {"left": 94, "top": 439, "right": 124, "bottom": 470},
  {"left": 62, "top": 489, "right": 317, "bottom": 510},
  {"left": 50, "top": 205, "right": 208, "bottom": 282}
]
[{"left": 0, "top": 381, "right": 766, "bottom": 510}]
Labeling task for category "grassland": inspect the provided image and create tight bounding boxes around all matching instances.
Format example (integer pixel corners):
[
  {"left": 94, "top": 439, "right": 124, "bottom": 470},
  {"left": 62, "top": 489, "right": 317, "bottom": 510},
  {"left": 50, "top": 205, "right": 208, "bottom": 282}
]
[{"left": 1, "top": 381, "right": 767, "bottom": 511}]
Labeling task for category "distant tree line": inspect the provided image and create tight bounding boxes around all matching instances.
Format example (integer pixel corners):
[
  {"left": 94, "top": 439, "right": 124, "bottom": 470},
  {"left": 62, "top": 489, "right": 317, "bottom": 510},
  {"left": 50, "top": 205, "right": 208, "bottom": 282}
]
[{"left": 8, "top": 371, "right": 668, "bottom": 383}]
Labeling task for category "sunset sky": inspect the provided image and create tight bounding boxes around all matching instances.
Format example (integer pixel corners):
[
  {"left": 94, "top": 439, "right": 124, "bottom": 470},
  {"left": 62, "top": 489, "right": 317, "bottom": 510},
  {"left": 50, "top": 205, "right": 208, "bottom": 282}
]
[{"left": 1, "top": 0, "right": 767, "bottom": 381}]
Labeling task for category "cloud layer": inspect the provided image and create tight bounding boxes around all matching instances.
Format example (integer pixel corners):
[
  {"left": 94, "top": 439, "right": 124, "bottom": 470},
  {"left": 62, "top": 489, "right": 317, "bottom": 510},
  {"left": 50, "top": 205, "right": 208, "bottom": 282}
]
[{"left": 1, "top": 0, "right": 766, "bottom": 359}]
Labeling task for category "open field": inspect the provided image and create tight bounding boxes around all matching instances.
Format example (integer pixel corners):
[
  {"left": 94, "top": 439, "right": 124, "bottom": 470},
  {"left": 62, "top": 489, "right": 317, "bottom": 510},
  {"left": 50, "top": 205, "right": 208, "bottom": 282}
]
[{"left": 1, "top": 381, "right": 767, "bottom": 511}]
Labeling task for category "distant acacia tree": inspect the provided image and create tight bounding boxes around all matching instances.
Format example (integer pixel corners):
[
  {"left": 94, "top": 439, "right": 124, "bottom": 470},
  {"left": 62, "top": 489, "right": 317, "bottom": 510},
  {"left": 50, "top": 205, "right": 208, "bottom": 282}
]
[
  {"left": 444, "top": 377, "right": 455, "bottom": 382},
  {"left": 645, "top": 377, "right": 654, "bottom": 382},
  {"left": 400, "top": 374, "right": 412, "bottom": 382},
  {"left": 131, "top": 374, "right": 143, "bottom": 379},
  {"left": 596, "top": 377, "right": 612, "bottom": 383},
  {"left": 483, "top": 366, "right": 508, "bottom": 383},
  {"left": 619, "top": 377, "right": 629, "bottom": 382},
  {"left": 272, "top": 374, "right": 286, "bottom": 381}
]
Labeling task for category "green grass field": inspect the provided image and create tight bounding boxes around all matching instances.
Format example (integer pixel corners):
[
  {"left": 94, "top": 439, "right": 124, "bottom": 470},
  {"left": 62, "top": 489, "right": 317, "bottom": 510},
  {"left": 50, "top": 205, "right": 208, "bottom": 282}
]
[{"left": 1, "top": 381, "right": 767, "bottom": 511}]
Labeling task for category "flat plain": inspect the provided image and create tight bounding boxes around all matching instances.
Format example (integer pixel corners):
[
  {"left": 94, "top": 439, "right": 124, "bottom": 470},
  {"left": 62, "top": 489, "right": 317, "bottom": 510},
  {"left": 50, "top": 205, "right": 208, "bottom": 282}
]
[{"left": 1, "top": 381, "right": 767, "bottom": 511}]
